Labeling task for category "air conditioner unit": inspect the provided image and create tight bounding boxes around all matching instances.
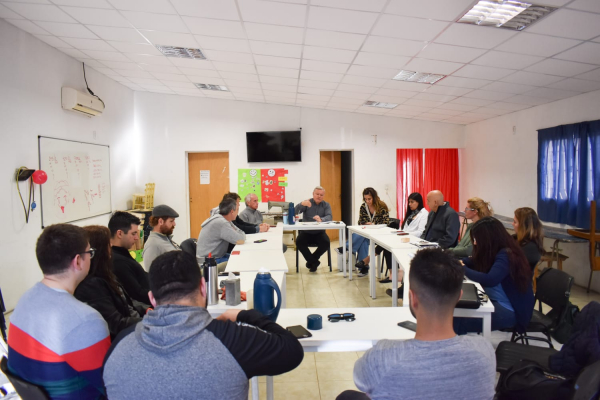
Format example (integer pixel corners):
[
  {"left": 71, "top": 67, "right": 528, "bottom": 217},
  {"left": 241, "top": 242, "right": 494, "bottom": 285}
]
[{"left": 61, "top": 87, "right": 104, "bottom": 117}]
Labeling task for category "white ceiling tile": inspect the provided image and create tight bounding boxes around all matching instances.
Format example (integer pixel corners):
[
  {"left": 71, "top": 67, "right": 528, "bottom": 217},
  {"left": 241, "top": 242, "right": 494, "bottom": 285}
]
[
  {"left": 249, "top": 41, "right": 302, "bottom": 58},
  {"left": 6, "top": 19, "right": 50, "bottom": 34},
  {"left": 303, "top": 46, "right": 356, "bottom": 63},
  {"left": 304, "top": 29, "right": 365, "bottom": 51},
  {"left": 229, "top": 86, "right": 262, "bottom": 95},
  {"left": 480, "top": 81, "right": 537, "bottom": 94},
  {"left": 180, "top": 67, "right": 222, "bottom": 77},
  {"left": 265, "top": 96, "right": 296, "bottom": 103},
  {"left": 502, "top": 95, "right": 552, "bottom": 106},
  {"left": 195, "top": 36, "right": 250, "bottom": 53},
  {"left": 107, "top": 41, "right": 162, "bottom": 55},
  {"left": 523, "top": 87, "right": 581, "bottom": 100},
  {"left": 170, "top": 86, "right": 202, "bottom": 93},
  {"left": 151, "top": 72, "right": 189, "bottom": 82},
  {"left": 0, "top": 0, "right": 50, "bottom": 4},
  {"left": 79, "top": 59, "right": 106, "bottom": 68},
  {"left": 334, "top": 90, "right": 371, "bottom": 100},
  {"left": 113, "top": 68, "right": 152, "bottom": 78},
  {"left": 554, "top": 42, "right": 600, "bottom": 65},
  {"left": 413, "top": 92, "right": 456, "bottom": 102},
  {"left": 524, "top": 59, "right": 597, "bottom": 77},
  {"left": 568, "top": 0, "right": 600, "bottom": 13},
  {"left": 329, "top": 97, "right": 365, "bottom": 105},
  {"left": 383, "top": 80, "right": 429, "bottom": 92},
  {"left": 312, "top": 0, "right": 385, "bottom": 12},
  {"left": 256, "top": 65, "right": 298, "bottom": 78},
  {"left": 262, "top": 84, "right": 297, "bottom": 93},
  {"left": 140, "top": 64, "right": 180, "bottom": 73},
  {"left": 376, "top": 88, "right": 417, "bottom": 98},
  {"left": 428, "top": 108, "right": 464, "bottom": 116},
  {"left": 134, "top": 78, "right": 164, "bottom": 85},
  {"left": 423, "top": 85, "right": 472, "bottom": 96},
  {"left": 576, "top": 68, "right": 600, "bottom": 82},
  {"left": 488, "top": 102, "right": 532, "bottom": 111},
  {"left": 472, "top": 107, "right": 511, "bottom": 116},
  {"left": 453, "top": 65, "right": 514, "bottom": 80},
  {"left": 328, "top": 105, "right": 360, "bottom": 111},
  {"left": 121, "top": 11, "right": 188, "bottom": 33},
  {"left": 106, "top": 75, "right": 131, "bottom": 82},
  {"left": 414, "top": 113, "right": 448, "bottom": 121},
  {"left": 436, "top": 76, "right": 491, "bottom": 89},
  {"left": 186, "top": 74, "right": 222, "bottom": 83},
  {"left": 500, "top": 71, "right": 565, "bottom": 86},
  {"left": 372, "top": 14, "right": 449, "bottom": 41},
  {"left": 338, "top": 84, "right": 377, "bottom": 94},
  {"left": 3, "top": 3, "right": 75, "bottom": 22},
  {"left": 83, "top": 50, "right": 130, "bottom": 61},
  {"left": 212, "top": 61, "right": 255, "bottom": 73},
  {"left": 59, "top": 48, "right": 88, "bottom": 58},
  {"left": 298, "top": 86, "right": 334, "bottom": 96},
  {"left": 127, "top": 53, "right": 175, "bottom": 65},
  {"left": 547, "top": 78, "right": 600, "bottom": 92},
  {"left": 392, "top": 104, "right": 431, "bottom": 113},
  {"left": 254, "top": 55, "right": 300, "bottom": 69},
  {"left": 182, "top": 17, "right": 246, "bottom": 38},
  {"left": 299, "top": 79, "right": 339, "bottom": 89},
  {"left": 435, "top": 23, "right": 517, "bottom": 49},
  {"left": 416, "top": 43, "right": 486, "bottom": 63},
  {"left": 139, "top": 30, "right": 197, "bottom": 48},
  {"left": 353, "top": 52, "right": 409, "bottom": 69},
  {"left": 361, "top": 36, "right": 425, "bottom": 57},
  {"left": 495, "top": 33, "right": 581, "bottom": 57},
  {"left": 61, "top": 7, "right": 130, "bottom": 27},
  {"left": 527, "top": 9, "right": 600, "bottom": 40},
  {"left": 308, "top": 6, "right": 378, "bottom": 34},
  {"left": 92, "top": 67, "right": 118, "bottom": 76},
  {"left": 238, "top": 0, "right": 306, "bottom": 27},
  {"left": 60, "top": 37, "right": 116, "bottom": 51},
  {"left": 437, "top": 102, "right": 478, "bottom": 111},
  {"left": 51, "top": 0, "right": 112, "bottom": 8},
  {"left": 170, "top": 0, "right": 238, "bottom": 19},
  {"left": 169, "top": 57, "right": 214, "bottom": 68},
  {"left": 260, "top": 75, "right": 297, "bottom": 85},
  {"left": 302, "top": 59, "right": 348, "bottom": 74},
  {"left": 100, "top": 60, "right": 141, "bottom": 69},
  {"left": 300, "top": 70, "right": 343, "bottom": 82},
  {"left": 225, "top": 79, "right": 261, "bottom": 88},
  {"left": 347, "top": 65, "right": 398, "bottom": 79},
  {"left": 87, "top": 26, "right": 147, "bottom": 42},
  {"left": 385, "top": 0, "right": 474, "bottom": 21},
  {"left": 341, "top": 74, "right": 387, "bottom": 87},
  {"left": 463, "top": 90, "right": 513, "bottom": 101},
  {"left": 472, "top": 51, "right": 544, "bottom": 70},
  {"left": 203, "top": 91, "right": 234, "bottom": 98},
  {"left": 244, "top": 23, "right": 302, "bottom": 44},
  {"left": 203, "top": 50, "right": 254, "bottom": 64},
  {"left": 403, "top": 58, "right": 463, "bottom": 75},
  {"left": 403, "top": 98, "right": 443, "bottom": 107},
  {"left": 121, "top": 82, "right": 145, "bottom": 90},
  {"left": 297, "top": 93, "right": 330, "bottom": 101},
  {"left": 0, "top": 3, "right": 24, "bottom": 18},
  {"left": 35, "top": 34, "right": 72, "bottom": 47}
]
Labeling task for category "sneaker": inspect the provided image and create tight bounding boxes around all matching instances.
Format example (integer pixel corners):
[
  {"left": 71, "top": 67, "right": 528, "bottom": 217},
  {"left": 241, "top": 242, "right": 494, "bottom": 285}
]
[
  {"left": 334, "top": 246, "right": 343, "bottom": 255},
  {"left": 355, "top": 260, "right": 366, "bottom": 269},
  {"left": 357, "top": 267, "right": 369, "bottom": 277},
  {"left": 379, "top": 277, "right": 392, "bottom": 284},
  {"left": 309, "top": 266, "right": 318, "bottom": 273}
]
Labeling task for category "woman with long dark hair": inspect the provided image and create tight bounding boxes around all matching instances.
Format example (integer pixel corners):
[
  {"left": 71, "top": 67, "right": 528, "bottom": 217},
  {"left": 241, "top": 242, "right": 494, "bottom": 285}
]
[
  {"left": 454, "top": 217, "right": 534, "bottom": 334},
  {"left": 512, "top": 207, "right": 544, "bottom": 269},
  {"left": 75, "top": 225, "right": 148, "bottom": 339},
  {"left": 400, "top": 192, "right": 428, "bottom": 237}
]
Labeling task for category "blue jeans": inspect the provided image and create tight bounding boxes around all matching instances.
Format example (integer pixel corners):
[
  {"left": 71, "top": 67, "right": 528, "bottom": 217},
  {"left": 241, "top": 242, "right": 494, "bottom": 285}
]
[
  {"left": 346, "top": 234, "right": 370, "bottom": 263},
  {"left": 453, "top": 300, "right": 517, "bottom": 334},
  {"left": 216, "top": 253, "right": 230, "bottom": 264}
]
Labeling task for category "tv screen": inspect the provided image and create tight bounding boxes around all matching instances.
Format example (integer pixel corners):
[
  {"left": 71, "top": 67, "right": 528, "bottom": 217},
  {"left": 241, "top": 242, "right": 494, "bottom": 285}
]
[{"left": 246, "top": 131, "right": 301, "bottom": 162}]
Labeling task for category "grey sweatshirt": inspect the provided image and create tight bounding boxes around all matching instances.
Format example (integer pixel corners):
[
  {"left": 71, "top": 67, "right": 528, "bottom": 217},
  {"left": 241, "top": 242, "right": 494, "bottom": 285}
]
[
  {"left": 238, "top": 207, "right": 263, "bottom": 224},
  {"left": 142, "top": 231, "right": 180, "bottom": 272},
  {"left": 197, "top": 214, "right": 246, "bottom": 259}
]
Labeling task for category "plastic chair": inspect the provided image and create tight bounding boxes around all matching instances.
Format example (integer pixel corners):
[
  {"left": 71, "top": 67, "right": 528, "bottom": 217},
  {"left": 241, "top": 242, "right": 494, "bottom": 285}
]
[
  {"left": 180, "top": 238, "right": 197, "bottom": 257},
  {"left": 567, "top": 200, "right": 600, "bottom": 293},
  {"left": 1, "top": 357, "right": 50, "bottom": 400}
]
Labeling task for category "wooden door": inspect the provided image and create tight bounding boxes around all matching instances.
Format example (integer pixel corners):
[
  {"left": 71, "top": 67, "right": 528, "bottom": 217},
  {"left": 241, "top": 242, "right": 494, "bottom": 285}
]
[
  {"left": 320, "top": 151, "right": 342, "bottom": 241},
  {"left": 188, "top": 152, "right": 229, "bottom": 239}
]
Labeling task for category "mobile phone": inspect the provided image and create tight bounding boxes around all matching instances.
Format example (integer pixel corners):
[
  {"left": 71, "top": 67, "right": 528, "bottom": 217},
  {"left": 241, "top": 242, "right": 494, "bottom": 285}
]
[
  {"left": 397, "top": 232, "right": 409, "bottom": 236},
  {"left": 286, "top": 325, "right": 312, "bottom": 339},
  {"left": 397, "top": 321, "right": 417, "bottom": 332},
  {"left": 218, "top": 271, "right": 240, "bottom": 277},
  {"left": 254, "top": 239, "right": 267, "bottom": 243}
]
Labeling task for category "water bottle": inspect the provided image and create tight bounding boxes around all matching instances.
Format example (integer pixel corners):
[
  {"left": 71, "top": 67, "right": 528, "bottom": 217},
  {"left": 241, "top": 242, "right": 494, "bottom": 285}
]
[
  {"left": 203, "top": 253, "right": 219, "bottom": 306},
  {"left": 288, "top": 202, "right": 295, "bottom": 225},
  {"left": 253, "top": 268, "right": 281, "bottom": 322}
]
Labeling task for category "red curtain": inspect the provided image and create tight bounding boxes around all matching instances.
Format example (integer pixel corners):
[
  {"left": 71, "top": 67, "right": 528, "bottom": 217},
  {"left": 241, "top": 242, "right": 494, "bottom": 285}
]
[
  {"left": 396, "top": 149, "right": 423, "bottom": 223},
  {"left": 423, "top": 149, "right": 459, "bottom": 211}
]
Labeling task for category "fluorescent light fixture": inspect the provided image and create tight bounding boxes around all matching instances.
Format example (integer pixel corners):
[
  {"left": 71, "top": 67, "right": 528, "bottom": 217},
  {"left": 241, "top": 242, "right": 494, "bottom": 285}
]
[
  {"left": 393, "top": 70, "right": 446, "bottom": 84},
  {"left": 195, "top": 83, "right": 229, "bottom": 91},
  {"left": 458, "top": 1, "right": 557, "bottom": 31},
  {"left": 364, "top": 101, "right": 398, "bottom": 109},
  {"left": 155, "top": 45, "right": 206, "bottom": 59}
]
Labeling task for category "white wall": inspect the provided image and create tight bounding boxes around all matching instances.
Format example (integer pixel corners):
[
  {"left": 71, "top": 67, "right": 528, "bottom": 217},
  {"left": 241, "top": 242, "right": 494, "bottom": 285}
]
[
  {"left": 134, "top": 92, "right": 465, "bottom": 245},
  {"left": 0, "top": 19, "right": 136, "bottom": 310},
  {"left": 461, "top": 89, "right": 600, "bottom": 292}
]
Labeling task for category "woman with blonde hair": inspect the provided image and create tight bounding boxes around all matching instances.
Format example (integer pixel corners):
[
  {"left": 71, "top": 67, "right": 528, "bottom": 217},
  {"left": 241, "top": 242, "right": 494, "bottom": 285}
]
[
  {"left": 512, "top": 207, "right": 544, "bottom": 269},
  {"left": 450, "top": 197, "right": 493, "bottom": 257}
]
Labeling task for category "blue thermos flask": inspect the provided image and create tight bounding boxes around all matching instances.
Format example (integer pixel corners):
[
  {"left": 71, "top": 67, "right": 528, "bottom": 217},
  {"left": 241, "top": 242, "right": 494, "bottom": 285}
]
[
  {"left": 287, "top": 202, "right": 295, "bottom": 225},
  {"left": 253, "top": 268, "right": 282, "bottom": 322}
]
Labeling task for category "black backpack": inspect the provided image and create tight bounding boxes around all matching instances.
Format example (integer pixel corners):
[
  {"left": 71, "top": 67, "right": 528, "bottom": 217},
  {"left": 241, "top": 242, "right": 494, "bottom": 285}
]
[
  {"left": 547, "top": 301, "right": 581, "bottom": 344},
  {"left": 496, "top": 360, "right": 574, "bottom": 400}
]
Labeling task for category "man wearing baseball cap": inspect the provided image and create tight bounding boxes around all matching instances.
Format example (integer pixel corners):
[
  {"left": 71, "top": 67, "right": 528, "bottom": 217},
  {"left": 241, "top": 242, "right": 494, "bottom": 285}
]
[{"left": 142, "top": 204, "right": 180, "bottom": 271}]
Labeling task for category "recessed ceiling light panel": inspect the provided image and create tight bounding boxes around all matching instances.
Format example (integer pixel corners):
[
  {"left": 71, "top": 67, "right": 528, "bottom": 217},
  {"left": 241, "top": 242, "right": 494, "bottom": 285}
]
[
  {"left": 195, "top": 83, "right": 229, "bottom": 91},
  {"left": 458, "top": 1, "right": 557, "bottom": 31},
  {"left": 364, "top": 101, "right": 398, "bottom": 109},
  {"left": 156, "top": 45, "right": 206, "bottom": 59},
  {"left": 393, "top": 70, "right": 446, "bottom": 84}
]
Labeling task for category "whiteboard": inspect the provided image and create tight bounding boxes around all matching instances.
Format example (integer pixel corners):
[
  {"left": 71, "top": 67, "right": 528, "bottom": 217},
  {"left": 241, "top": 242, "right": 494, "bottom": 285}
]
[{"left": 38, "top": 136, "right": 112, "bottom": 227}]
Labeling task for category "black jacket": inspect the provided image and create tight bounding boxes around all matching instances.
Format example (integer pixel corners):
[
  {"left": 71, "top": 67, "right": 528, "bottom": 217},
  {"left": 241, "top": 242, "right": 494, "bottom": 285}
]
[
  {"left": 112, "top": 246, "right": 151, "bottom": 305},
  {"left": 233, "top": 216, "right": 258, "bottom": 234},
  {"left": 74, "top": 275, "right": 146, "bottom": 339},
  {"left": 421, "top": 202, "right": 460, "bottom": 249}
]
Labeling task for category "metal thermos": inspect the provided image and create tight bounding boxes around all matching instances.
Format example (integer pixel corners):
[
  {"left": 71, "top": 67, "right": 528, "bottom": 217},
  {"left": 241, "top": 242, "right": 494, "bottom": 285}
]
[
  {"left": 225, "top": 274, "right": 241, "bottom": 306},
  {"left": 203, "top": 254, "right": 219, "bottom": 306}
]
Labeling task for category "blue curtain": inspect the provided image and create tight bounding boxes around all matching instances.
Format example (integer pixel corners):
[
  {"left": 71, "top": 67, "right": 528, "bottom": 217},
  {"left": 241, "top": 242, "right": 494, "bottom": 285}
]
[{"left": 538, "top": 120, "right": 600, "bottom": 229}]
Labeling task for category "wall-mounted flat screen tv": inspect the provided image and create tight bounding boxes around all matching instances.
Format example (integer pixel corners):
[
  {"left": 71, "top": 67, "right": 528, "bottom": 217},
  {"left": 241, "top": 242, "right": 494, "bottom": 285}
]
[{"left": 246, "top": 131, "right": 301, "bottom": 162}]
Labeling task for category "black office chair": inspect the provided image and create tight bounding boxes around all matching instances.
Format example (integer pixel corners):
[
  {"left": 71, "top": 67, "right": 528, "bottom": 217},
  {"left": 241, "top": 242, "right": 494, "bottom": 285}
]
[
  {"left": 1, "top": 357, "right": 50, "bottom": 400},
  {"left": 495, "top": 341, "right": 558, "bottom": 374},
  {"left": 180, "top": 238, "right": 197, "bottom": 258}
]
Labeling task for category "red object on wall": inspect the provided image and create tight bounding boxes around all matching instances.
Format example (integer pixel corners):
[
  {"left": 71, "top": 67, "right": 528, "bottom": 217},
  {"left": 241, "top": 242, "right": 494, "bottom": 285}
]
[
  {"left": 261, "top": 168, "right": 286, "bottom": 202},
  {"left": 32, "top": 170, "right": 48, "bottom": 184},
  {"left": 396, "top": 149, "right": 424, "bottom": 224},
  {"left": 423, "top": 149, "right": 459, "bottom": 212}
]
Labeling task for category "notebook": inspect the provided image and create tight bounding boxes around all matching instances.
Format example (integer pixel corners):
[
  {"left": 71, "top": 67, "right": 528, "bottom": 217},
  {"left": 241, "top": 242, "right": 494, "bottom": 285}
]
[{"left": 456, "top": 283, "right": 481, "bottom": 309}]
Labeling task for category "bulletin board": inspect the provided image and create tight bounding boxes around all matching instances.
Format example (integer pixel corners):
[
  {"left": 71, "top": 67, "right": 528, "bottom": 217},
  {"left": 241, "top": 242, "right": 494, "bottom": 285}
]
[
  {"left": 238, "top": 168, "right": 288, "bottom": 202},
  {"left": 38, "top": 136, "right": 112, "bottom": 227}
]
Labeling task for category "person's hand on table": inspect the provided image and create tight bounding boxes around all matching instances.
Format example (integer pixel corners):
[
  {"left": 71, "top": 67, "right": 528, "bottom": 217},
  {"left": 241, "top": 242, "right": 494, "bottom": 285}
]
[
  {"left": 216, "top": 309, "right": 241, "bottom": 322},
  {"left": 301, "top": 199, "right": 312, "bottom": 207},
  {"left": 364, "top": 222, "right": 372, "bottom": 225},
  {"left": 313, "top": 215, "right": 322, "bottom": 222},
  {"left": 259, "top": 223, "right": 269, "bottom": 232}
]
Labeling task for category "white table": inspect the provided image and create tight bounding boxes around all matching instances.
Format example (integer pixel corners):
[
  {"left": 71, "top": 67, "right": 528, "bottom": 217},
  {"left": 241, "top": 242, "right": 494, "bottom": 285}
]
[
  {"left": 284, "top": 221, "right": 346, "bottom": 273},
  {"left": 232, "top": 233, "right": 283, "bottom": 251},
  {"left": 225, "top": 249, "right": 289, "bottom": 273},
  {"left": 346, "top": 225, "right": 396, "bottom": 281}
]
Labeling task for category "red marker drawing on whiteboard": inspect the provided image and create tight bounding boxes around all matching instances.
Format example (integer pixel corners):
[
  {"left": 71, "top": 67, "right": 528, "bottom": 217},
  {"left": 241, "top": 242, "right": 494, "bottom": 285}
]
[{"left": 61, "top": 206, "right": 65, "bottom": 213}]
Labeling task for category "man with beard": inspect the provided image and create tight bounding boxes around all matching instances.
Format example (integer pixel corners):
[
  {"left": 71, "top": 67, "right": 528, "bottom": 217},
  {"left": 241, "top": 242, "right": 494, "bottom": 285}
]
[
  {"left": 142, "top": 205, "right": 180, "bottom": 271},
  {"left": 339, "top": 248, "right": 496, "bottom": 400}
]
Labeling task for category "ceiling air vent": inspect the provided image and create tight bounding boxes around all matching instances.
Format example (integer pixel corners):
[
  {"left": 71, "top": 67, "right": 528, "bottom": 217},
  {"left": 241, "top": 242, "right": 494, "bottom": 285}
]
[
  {"left": 194, "top": 83, "right": 229, "bottom": 91},
  {"left": 393, "top": 70, "right": 446, "bottom": 84},
  {"left": 364, "top": 101, "right": 398, "bottom": 109},
  {"left": 155, "top": 45, "right": 206, "bottom": 59},
  {"left": 458, "top": 1, "right": 557, "bottom": 31}
]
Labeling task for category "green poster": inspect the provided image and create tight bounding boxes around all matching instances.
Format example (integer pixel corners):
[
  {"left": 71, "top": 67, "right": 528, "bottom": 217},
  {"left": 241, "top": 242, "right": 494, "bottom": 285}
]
[{"left": 238, "top": 168, "right": 262, "bottom": 202}]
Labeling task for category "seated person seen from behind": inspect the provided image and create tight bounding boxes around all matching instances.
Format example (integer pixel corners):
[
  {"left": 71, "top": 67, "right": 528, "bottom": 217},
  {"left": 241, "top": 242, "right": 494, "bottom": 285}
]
[
  {"left": 211, "top": 192, "right": 270, "bottom": 234},
  {"left": 294, "top": 186, "right": 332, "bottom": 272},
  {"left": 75, "top": 225, "right": 147, "bottom": 340},
  {"left": 454, "top": 217, "right": 535, "bottom": 335},
  {"left": 338, "top": 248, "right": 496, "bottom": 400},
  {"left": 103, "top": 251, "right": 304, "bottom": 400},
  {"left": 450, "top": 197, "right": 493, "bottom": 258},
  {"left": 7, "top": 224, "right": 110, "bottom": 400},
  {"left": 109, "top": 211, "right": 151, "bottom": 304},
  {"left": 197, "top": 197, "right": 246, "bottom": 265},
  {"left": 420, "top": 190, "right": 460, "bottom": 249},
  {"left": 142, "top": 204, "right": 180, "bottom": 271},
  {"left": 512, "top": 207, "right": 544, "bottom": 269}
]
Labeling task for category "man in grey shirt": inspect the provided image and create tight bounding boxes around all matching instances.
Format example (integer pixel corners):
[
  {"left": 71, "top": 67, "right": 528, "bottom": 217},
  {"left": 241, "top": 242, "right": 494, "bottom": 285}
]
[
  {"left": 142, "top": 205, "right": 180, "bottom": 272},
  {"left": 239, "top": 193, "right": 263, "bottom": 224},
  {"left": 197, "top": 198, "right": 245, "bottom": 264},
  {"left": 339, "top": 248, "right": 496, "bottom": 400},
  {"left": 294, "top": 186, "right": 332, "bottom": 272}
]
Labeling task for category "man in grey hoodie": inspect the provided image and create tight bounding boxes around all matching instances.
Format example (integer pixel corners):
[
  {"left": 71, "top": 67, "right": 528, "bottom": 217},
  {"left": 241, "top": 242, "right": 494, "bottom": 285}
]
[
  {"left": 197, "top": 197, "right": 246, "bottom": 264},
  {"left": 103, "top": 251, "right": 304, "bottom": 400}
]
